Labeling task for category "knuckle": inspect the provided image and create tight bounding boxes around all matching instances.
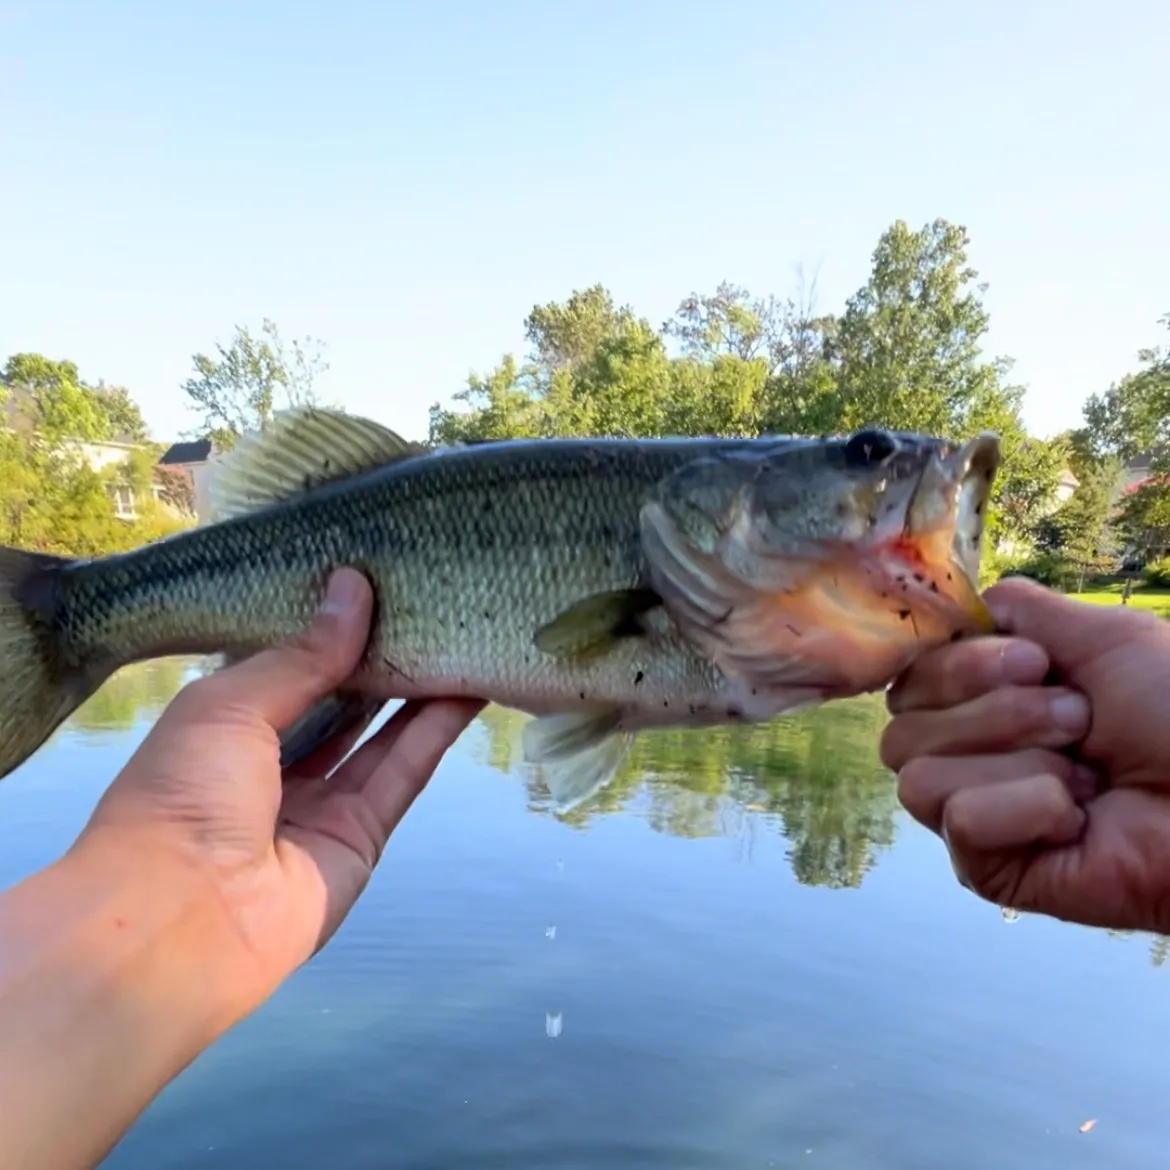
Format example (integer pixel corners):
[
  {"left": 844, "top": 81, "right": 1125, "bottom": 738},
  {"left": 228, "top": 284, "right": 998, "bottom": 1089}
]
[
  {"left": 878, "top": 719, "right": 910, "bottom": 770},
  {"left": 992, "top": 687, "right": 1052, "bottom": 739},
  {"left": 170, "top": 673, "right": 219, "bottom": 717},
  {"left": 901, "top": 647, "right": 957, "bottom": 699},
  {"left": 895, "top": 757, "right": 937, "bottom": 814},
  {"left": 941, "top": 793, "right": 980, "bottom": 850},
  {"left": 1032, "top": 748, "right": 1074, "bottom": 781}
]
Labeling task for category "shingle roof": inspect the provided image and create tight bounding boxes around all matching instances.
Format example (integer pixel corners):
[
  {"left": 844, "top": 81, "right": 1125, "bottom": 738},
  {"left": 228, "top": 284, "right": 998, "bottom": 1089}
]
[{"left": 159, "top": 439, "right": 212, "bottom": 466}]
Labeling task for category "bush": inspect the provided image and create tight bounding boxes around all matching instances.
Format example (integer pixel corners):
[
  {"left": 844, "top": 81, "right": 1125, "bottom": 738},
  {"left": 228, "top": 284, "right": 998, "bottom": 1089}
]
[
  {"left": 999, "top": 552, "right": 1070, "bottom": 589},
  {"left": 1142, "top": 558, "right": 1170, "bottom": 588}
]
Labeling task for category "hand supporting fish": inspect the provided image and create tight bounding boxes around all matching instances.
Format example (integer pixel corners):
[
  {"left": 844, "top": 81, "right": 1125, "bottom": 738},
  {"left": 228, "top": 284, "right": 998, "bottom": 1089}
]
[{"left": 0, "top": 409, "right": 1000, "bottom": 813}]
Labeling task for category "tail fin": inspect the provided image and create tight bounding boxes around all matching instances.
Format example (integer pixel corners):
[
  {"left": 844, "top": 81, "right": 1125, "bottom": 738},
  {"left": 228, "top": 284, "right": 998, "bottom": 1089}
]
[{"left": 0, "top": 547, "right": 93, "bottom": 782}]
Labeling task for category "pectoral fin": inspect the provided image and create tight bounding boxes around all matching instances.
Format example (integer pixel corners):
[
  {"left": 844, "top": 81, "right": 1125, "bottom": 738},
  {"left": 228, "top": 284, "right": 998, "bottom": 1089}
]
[
  {"left": 521, "top": 706, "right": 632, "bottom": 813},
  {"left": 534, "top": 588, "right": 660, "bottom": 659}
]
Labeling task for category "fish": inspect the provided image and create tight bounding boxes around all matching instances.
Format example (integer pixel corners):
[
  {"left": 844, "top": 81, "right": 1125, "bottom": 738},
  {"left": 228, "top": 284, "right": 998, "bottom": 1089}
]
[{"left": 0, "top": 408, "right": 1001, "bottom": 812}]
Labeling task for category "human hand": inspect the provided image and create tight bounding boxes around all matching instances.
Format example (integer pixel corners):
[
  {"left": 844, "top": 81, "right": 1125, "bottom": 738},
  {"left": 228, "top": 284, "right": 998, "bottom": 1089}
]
[
  {"left": 74, "top": 567, "right": 484, "bottom": 1014},
  {"left": 881, "top": 575, "right": 1170, "bottom": 934}
]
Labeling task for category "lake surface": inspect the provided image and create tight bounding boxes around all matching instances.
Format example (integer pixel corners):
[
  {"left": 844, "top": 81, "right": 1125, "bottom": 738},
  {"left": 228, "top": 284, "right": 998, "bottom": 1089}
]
[{"left": 1, "top": 660, "right": 1167, "bottom": 1168}]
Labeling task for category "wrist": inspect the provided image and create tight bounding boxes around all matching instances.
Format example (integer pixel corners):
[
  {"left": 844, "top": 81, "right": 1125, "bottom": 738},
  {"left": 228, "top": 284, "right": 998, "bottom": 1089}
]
[{"left": 0, "top": 832, "right": 261, "bottom": 1166}]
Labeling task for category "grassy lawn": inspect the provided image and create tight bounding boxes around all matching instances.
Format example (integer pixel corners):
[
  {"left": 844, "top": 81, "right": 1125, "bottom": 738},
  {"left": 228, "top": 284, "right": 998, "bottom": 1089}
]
[{"left": 1064, "top": 584, "right": 1170, "bottom": 619}]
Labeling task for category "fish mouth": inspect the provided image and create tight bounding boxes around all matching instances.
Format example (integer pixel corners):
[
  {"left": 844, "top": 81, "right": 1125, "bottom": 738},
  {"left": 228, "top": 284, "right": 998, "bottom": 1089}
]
[{"left": 902, "top": 433, "right": 1002, "bottom": 632}]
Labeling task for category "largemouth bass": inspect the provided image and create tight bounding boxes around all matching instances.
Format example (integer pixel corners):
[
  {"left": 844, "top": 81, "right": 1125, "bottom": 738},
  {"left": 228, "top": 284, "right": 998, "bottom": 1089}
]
[{"left": 0, "top": 409, "right": 1000, "bottom": 810}]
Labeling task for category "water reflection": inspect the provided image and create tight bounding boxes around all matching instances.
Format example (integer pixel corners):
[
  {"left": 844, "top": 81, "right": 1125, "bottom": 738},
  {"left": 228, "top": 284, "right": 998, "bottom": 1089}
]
[
  {"left": 471, "top": 696, "right": 897, "bottom": 889},
  {"left": 1108, "top": 929, "right": 1170, "bottom": 969},
  {"left": 69, "top": 657, "right": 196, "bottom": 737}
]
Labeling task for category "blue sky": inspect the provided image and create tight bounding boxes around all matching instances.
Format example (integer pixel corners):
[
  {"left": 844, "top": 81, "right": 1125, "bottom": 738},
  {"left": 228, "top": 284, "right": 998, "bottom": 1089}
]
[{"left": 1, "top": 0, "right": 1166, "bottom": 446}]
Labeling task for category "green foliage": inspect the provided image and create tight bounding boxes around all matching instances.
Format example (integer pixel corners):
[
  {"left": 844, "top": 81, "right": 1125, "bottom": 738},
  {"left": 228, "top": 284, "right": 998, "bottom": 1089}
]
[
  {"left": 1142, "top": 558, "right": 1170, "bottom": 588},
  {"left": 181, "top": 318, "right": 329, "bottom": 450},
  {"left": 2, "top": 353, "right": 150, "bottom": 444},
  {"left": 1117, "top": 476, "right": 1170, "bottom": 561},
  {"left": 1000, "top": 552, "right": 1074, "bottom": 589},
  {"left": 0, "top": 353, "right": 189, "bottom": 557},
  {"left": 429, "top": 219, "right": 1063, "bottom": 548},
  {"left": 1030, "top": 457, "right": 1124, "bottom": 589},
  {"left": 1082, "top": 312, "right": 1170, "bottom": 463},
  {"left": 71, "top": 658, "right": 192, "bottom": 735},
  {"left": 1072, "top": 313, "right": 1170, "bottom": 568}
]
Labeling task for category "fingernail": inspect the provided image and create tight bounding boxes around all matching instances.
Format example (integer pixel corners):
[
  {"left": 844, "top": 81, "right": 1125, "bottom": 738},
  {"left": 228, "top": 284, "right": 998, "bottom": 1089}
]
[
  {"left": 322, "top": 568, "right": 364, "bottom": 616},
  {"left": 1049, "top": 691, "right": 1090, "bottom": 734},
  {"left": 1001, "top": 641, "right": 1048, "bottom": 682}
]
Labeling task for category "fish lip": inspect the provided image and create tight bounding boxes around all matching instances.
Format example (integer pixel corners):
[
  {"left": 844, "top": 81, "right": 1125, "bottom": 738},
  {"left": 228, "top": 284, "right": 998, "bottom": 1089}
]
[
  {"left": 947, "top": 432, "right": 1001, "bottom": 581},
  {"left": 900, "top": 432, "right": 1001, "bottom": 630}
]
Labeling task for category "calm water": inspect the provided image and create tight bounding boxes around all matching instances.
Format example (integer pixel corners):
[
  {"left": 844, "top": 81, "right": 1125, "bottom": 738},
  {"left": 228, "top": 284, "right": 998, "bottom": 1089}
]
[{"left": 1, "top": 661, "right": 1167, "bottom": 1169}]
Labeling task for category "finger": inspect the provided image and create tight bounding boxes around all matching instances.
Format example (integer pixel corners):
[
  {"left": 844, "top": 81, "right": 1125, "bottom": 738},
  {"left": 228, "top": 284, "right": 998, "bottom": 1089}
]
[
  {"left": 942, "top": 773, "right": 1087, "bottom": 858},
  {"left": 897, "top": 749, "right": 1100, "bottom": 835},
  {"left": 191, "top": 568, "right": 374, "bottom": 733},
  {"left": 276, "top": 698, "right": 483, "bottom": 894},
  {"left": 330, "top": 699, "right": 486, "bottom": 837},
  {"left": 880, "top": 684, "right": 1091, "bottom": 772},
  {"left": 887, "top": 636, "right": 1050, "bottom": 714},
  {"left": 985, "top": 576, "right": 1167, "bottom": 676}
]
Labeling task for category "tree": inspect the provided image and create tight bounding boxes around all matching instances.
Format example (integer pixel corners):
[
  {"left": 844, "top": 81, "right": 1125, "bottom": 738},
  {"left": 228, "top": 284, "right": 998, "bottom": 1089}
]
[
  {"left": 1032, "top": 457, "right": 1124, "bottom": 589},
  {"left": 524, "top": 284, "right": 639, "bottom": 375},
  {"left": 1082, "top": 313, "right": 1170, "bottom": 462},
  {"left": 0, "top": 356, "right": 185, "bottom": 556},
  {"left": 89, "top": 382, "right": 149, "bottom": 442},
  {"left": 429, "top": 287, "right": 681, "bottom": 442},
  {"left": 181, "top": 318, "right": 329, "bottom": 450},
  {"left": 428, "top": 219, "right": 1061, "bottom": 553},
  {"left": 2, "top": 353, "right": 148, "bottom": 445},
  {"left": 1078, "top": 314, "right": 1170, "bottom": 563},
  {"left": 664, "top": 276, "right": 839, "bottom": 436},
  {"left": 1117, "top": 476, "right": 1170, "bottom": 561}
]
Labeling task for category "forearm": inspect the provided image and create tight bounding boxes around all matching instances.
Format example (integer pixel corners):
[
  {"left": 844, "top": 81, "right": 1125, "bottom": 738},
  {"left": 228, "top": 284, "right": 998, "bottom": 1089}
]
[{"left": 0, "top": 837, "right": 250, "bottom": 1169}]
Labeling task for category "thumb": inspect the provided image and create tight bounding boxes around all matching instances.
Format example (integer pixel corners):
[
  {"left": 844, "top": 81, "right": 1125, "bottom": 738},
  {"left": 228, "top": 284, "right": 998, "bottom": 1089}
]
[
  {"left": 984, "top": 575, "right": 1153, "bottom": 676},
  {"left": 200, "top": 568, "right": 376, "bottom": 732}
]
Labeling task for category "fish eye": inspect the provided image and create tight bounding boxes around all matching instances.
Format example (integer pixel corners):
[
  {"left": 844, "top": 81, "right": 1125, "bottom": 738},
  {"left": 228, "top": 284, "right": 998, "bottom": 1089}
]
[{"left": 844, "top": 429, "right": 898, "bottom": 466}]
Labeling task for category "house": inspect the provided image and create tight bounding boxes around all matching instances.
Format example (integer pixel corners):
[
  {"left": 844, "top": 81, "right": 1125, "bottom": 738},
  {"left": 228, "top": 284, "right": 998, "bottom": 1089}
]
[
  {"left": 1122, "top": 449, "right": 1165, "bottom": 492},
  {"left": 59, "top": 437, "right": 153, "bottom": 520},
  {"left": 157, "top": 439, "right": 215, "bottom": 524},
  {"left": 1054, "top": 466, "right": 1079, "bottom": 504}
]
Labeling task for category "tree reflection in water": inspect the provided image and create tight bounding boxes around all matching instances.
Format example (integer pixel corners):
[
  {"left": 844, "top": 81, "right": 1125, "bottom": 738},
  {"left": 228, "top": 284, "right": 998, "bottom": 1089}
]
[{"left": 472, "top": 696, "right": 898, "bottom": 890}]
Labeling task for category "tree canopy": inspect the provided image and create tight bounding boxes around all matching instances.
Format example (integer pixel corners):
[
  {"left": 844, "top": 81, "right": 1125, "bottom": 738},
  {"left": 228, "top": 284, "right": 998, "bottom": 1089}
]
[
  {"left": 181, "top": 318, "right": 330, "bottom": 450},
  {"left": 2, "top": 353, "right": 149, "bottom": 445},
  {"left": 0, "top": 353, "right": 183, "bottom": 555},
  {"left": 430, "top": 218, "right": 1069, "bottom": 551}
]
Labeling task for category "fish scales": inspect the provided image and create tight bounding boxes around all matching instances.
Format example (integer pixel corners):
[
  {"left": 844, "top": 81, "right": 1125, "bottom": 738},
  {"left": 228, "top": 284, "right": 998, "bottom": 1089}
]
[{"left": 50, "top": 438, "right": 747, "bottom": 717}]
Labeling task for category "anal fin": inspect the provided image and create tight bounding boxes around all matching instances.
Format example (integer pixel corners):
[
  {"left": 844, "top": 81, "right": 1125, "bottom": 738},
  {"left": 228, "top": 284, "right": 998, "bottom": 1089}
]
[
  {"left": 279, "top": 690, "right": 386, "bottom": 770},
  {"left": 207, "top": 651, "right": 383, "bottom": 771},
  {"left": 521, "top": 706, "right": 632, "bottom": 814}
]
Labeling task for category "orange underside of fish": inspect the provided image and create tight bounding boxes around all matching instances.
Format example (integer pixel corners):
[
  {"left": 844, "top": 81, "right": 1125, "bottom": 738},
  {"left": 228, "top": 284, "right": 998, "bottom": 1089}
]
[{"left": 704, "top": 532, "right": 993, "bottom": 700}]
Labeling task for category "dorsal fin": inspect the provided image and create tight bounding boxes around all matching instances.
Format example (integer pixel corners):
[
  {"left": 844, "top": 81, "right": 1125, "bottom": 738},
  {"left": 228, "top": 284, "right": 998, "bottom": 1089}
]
[{"left": 206, "top": 407, "right": 426, "bottom": 521}]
